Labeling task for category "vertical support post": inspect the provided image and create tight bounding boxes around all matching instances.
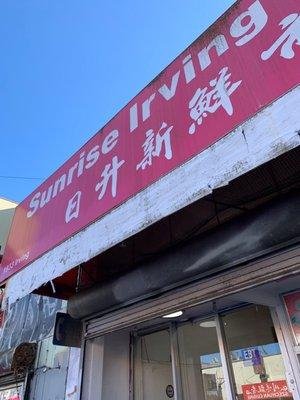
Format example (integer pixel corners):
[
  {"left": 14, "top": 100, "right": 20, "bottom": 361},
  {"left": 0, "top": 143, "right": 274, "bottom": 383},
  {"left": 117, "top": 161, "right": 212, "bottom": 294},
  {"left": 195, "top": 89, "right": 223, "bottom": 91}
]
[
  {"left": 215, "top": 315, "right": 236, "bottom": 400},
  {"left": 80, "top": 336, "right": 105, "bottom": 400},
  {"left": 129, "top": 333, "right": 135, "bottom": 400},
  {"left": 77, "top": 320, "right": 88, "bottom": 400},
  {"left": 132, "top": 334, "right": 143, "bottom": 400},
  {"left": 270, "top": 300, "right": 300, "bottom": 400},
  {"left": 170, "top": 323, "right": 183, "bottom": 400}
]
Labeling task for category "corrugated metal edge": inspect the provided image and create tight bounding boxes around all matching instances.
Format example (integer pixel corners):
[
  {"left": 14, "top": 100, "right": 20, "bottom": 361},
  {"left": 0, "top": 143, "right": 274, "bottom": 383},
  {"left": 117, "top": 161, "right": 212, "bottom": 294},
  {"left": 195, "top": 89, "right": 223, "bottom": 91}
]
[{"left": 85, "top": 245, "right": 300, "bottom": 338}]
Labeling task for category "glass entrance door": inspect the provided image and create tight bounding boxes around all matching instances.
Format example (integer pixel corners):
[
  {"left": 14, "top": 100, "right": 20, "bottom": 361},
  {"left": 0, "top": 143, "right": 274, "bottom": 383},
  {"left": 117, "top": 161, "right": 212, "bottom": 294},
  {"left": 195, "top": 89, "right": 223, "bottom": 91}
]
[
  {"left": 134, "top": 306, "right": 296, "bottom": 400},
  {"left": 177, "top": 318, "right": 227, "bottom": 400},
  {"left": 221, "top": 305, "right": 294, "bottom": 400},
  {"left": 134, "top": 319, "right": 229, "bottom": 400},
  {"left": 134, "top": 329, "right": 174, "bottom": 400}
]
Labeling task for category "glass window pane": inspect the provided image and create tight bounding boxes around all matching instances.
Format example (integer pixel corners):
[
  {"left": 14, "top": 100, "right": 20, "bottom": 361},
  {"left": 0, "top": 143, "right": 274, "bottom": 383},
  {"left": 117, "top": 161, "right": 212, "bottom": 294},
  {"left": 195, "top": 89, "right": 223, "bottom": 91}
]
[
  {"left": 222, "top": 305, "right": 294, "bottom": 400},
  {"left": 178, "top": 319, "right": 227, "bottom": 400},
  {"left": 135, "top": 329, "right": 173, "bottom": 400}
]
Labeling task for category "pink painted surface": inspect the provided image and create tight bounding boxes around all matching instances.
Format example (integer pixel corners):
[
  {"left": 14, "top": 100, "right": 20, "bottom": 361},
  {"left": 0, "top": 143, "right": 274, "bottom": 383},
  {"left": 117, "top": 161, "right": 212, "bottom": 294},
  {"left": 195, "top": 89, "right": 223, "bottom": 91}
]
[
  {"left": 1, "top": 0, "right": 300, "bottom": 282},
  {"left": 284, "top": 291, "right": 300, "bottom": 345}
]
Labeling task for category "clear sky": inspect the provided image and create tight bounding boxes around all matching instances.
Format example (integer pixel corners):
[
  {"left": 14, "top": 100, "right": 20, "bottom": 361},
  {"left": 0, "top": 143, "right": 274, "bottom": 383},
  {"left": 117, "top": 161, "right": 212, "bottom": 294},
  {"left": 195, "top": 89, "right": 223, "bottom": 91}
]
[{"left": 1, "top": 0, "right": 236, "bottom": 202}]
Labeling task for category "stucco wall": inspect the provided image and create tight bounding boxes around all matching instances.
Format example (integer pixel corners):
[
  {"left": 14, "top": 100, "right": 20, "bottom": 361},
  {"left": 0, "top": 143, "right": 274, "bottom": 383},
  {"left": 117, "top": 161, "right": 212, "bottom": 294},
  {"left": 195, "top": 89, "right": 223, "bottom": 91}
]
[{"left": 0, "top": 198, "right": 17, "bottom": 256}]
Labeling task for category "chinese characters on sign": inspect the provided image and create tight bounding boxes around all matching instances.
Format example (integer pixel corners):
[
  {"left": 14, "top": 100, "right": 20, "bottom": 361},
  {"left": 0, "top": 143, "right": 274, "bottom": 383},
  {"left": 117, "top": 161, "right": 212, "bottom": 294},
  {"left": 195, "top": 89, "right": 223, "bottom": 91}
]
[
  {"left": 188, "top": 67, "right": 242, "bottom": 135},
  {"left": 95, "top": 156, "right": 125, "bottom": 200},
  {"left": 136, "top": 122, "right": 174, "bottom": 170},
  {"left": 261, "top": 13, "right": 300, "bottom": 60},
  {"left": 242, "top": 380, "right": 292, "bottom": 400},
  {"left": 65, "top": 191, "right": 82, "bottom": 224},
  {"left": 1, "top": 0, "right": 299, "bottom": 282}
]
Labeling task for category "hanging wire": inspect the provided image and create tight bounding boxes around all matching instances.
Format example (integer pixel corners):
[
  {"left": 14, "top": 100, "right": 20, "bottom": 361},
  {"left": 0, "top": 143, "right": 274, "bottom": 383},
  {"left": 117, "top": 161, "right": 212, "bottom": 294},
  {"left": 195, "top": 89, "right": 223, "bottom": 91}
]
[{"left": 0, "top": 175, "right": 42, "bottom": 181}]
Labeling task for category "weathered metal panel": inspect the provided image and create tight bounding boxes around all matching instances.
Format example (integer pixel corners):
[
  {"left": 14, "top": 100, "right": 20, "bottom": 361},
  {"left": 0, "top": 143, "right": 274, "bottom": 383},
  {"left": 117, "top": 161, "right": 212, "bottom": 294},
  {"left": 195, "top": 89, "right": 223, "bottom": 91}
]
[
  {"left": 85, "top": 246, "right": 300, "bottom": 337},
  {"left": 67, "top": 191, "right": 300, "bottom": 320},
  {"left": 0, "top": 295, "right": 62, "bottom": 374},
  {"left": 5, "top": 85, "right": 300, "bottom": 305},
  {"left": 28, "top": 337, "right": 69, "bottom": 400},
  {"left": 65, "top": 347, "right": 81, "bottom": 400}
]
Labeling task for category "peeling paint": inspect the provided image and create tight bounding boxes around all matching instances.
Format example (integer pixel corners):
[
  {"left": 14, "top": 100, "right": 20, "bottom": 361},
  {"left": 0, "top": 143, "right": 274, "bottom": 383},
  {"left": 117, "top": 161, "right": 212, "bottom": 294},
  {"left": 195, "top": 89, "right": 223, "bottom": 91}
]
[{"left": 5, "top": 86, "right": 300, "bottom": 305}]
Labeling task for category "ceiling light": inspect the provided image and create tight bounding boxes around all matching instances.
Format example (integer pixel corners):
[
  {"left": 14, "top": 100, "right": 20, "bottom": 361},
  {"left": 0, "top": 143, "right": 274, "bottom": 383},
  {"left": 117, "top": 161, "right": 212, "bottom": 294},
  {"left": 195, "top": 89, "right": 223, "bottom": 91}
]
[
  {"left": 162, "top": 311, "right": 183, "bottom": 318},
  {"left": 199, "top": 320, "right": 216, "bottom": 328}
]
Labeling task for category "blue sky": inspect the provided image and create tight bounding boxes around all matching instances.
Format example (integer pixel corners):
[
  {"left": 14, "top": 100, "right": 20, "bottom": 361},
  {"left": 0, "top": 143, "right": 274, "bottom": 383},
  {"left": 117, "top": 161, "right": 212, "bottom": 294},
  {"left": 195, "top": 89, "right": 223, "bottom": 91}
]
[{"left": 1, "top": 0, "right": 235, "bottom": 202}]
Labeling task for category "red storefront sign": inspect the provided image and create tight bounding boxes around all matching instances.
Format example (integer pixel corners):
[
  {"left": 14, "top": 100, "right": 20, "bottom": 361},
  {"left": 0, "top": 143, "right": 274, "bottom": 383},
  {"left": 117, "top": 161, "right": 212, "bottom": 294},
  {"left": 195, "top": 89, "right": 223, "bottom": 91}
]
[
  {"left": 1, "top": 0, "right": 300, "bottom": 282},
  {"left": 242, "top": 380, "right": 292, "bottom": 400},
  {"left": 283, "top": 291, "right": 300, "bottom": 345}
]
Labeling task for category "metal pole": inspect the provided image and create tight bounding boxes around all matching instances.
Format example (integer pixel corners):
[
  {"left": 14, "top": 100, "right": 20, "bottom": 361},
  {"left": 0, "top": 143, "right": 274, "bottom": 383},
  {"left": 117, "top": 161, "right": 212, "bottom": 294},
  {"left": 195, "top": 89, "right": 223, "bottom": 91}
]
[
  {"left": 270, "top": 302, "right": 300, "bottom": 400},
  {"left": 215, "top": 314, "right": 236, "bottom": 400},
  {"left": 170, "top": 323, "right": 183, "bottom": 400}
]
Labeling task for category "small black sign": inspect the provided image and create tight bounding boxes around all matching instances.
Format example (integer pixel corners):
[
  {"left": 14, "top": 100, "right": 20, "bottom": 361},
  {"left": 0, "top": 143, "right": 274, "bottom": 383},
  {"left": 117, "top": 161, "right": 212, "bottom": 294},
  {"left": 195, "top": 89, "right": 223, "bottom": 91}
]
[
  {"left": 166, "top": 384, "right": 174, "bottom": 398},
  {"left": 53, "top": 312, "right": 82, "bottom": 348}
]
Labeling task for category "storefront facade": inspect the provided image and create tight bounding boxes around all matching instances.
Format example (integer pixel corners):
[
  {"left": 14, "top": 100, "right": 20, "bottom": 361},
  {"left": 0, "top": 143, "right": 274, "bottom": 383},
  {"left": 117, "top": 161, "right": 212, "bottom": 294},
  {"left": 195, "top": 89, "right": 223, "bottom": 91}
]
[
  {"left": 78, "top": 240, "right": 300, "bottom": 400},
  {"left": 70, "top": 181, "right": 300, "bottom": 398},
  {"left": 0, "top": 0, "right": 300, "bottom": 399}
]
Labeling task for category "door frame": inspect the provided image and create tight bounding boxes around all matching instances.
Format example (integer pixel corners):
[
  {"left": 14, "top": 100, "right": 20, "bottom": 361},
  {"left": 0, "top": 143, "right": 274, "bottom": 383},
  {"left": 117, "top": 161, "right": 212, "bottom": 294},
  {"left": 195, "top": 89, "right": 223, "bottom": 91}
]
[
  {"left": 270, "top": 299, "right": 300, "bottom": 400},
  {"left": 132, "top": 304, "right": 300, "bottom": 400},
  {"left": 132, "top": 317, "right": 236, "bottom": 400}
]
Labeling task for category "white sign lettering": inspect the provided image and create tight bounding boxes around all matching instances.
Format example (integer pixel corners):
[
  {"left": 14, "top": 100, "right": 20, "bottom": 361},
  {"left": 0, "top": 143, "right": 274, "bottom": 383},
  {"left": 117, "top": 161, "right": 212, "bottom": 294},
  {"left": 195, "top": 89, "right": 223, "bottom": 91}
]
[
  {"left": 95, "top": 156, "right": 125, "bottom": 200},
  {"left": 262, "top": 13, "right": 300, "bottom": 60},
  {"left": 188, "top": 67, "right": 242, "bottom": 135},
  {"left": 136, "top": 122, "right": 174, "bottom": 170}
]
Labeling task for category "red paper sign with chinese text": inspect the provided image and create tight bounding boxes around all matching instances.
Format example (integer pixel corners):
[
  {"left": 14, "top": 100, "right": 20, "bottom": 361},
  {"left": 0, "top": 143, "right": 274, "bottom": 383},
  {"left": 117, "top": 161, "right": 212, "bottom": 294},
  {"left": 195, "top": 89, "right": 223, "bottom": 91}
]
[
  {"left": 1, "top": 0, "right": 300, "bottom": 282},
  {"left": 242, "top": 380, "right": 292, "bottom": 400},
  {"left": 284, "top": 291, "right": 300, "bottom": 345}
]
